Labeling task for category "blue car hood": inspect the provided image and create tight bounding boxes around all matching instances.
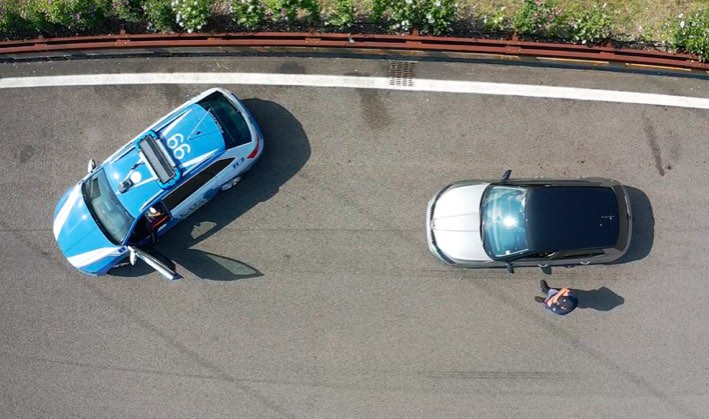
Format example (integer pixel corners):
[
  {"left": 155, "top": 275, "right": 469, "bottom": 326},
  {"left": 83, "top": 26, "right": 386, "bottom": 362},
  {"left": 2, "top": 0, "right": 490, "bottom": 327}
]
[{"left": 53, "top": 185, "right": 123, "bottom": 272}]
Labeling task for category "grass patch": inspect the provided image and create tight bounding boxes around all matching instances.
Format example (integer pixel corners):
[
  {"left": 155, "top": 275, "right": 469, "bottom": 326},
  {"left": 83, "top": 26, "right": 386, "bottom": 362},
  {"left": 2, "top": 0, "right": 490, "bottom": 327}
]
[{"left": 460, "top": 0, "right": 708, "bottom": 42}]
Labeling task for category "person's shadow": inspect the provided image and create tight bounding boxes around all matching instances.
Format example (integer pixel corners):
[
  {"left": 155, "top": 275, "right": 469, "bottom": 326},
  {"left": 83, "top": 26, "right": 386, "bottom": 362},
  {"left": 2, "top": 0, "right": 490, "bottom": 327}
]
[
  {"left": 110, "top": 99, "right": 311, "bottom": 281},
  {"left": 572, "top": 287, "right": 624, "bottom": 311}
]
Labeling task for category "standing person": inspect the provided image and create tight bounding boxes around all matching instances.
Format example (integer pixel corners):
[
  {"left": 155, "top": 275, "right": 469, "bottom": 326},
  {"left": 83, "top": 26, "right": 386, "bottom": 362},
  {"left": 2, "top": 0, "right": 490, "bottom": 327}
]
[
  {"left": 145, "top": 206, "right": 167, "bottom": 244},
  {"left": 534, "top": 280, "right": 578, "bottom": 316}
]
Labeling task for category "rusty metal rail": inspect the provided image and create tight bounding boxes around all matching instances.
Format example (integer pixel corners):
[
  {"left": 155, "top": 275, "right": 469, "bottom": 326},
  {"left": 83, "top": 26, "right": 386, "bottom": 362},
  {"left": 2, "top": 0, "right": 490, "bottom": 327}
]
[{"left": 1, "top": 31, "right": 708, "bottom": 72}]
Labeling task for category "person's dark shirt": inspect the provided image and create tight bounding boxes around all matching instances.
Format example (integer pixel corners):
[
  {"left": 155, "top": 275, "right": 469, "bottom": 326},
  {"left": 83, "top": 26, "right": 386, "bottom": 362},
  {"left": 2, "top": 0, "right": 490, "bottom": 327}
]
[{"left": 544, "top": 292, "right": 578, "bottom": 316}]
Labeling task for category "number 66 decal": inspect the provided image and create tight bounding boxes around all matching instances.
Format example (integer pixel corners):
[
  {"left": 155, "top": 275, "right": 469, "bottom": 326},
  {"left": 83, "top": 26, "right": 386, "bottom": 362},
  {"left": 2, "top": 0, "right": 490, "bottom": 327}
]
[{"left": 166, "top": 133, "right": 191, "bottom": 159}]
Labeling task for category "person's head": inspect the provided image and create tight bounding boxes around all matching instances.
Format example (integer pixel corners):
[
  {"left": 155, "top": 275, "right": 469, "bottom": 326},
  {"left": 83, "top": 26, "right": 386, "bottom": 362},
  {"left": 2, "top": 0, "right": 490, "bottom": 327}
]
[{"left": 556, "top": 295, "right": 578, "bottom": 314}]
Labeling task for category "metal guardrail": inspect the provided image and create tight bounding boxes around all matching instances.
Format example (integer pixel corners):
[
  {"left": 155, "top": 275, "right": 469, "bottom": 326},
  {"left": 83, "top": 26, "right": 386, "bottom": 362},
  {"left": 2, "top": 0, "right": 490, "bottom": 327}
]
[{"left": 1, "top": 31, "right": 708, "bottom": 72}]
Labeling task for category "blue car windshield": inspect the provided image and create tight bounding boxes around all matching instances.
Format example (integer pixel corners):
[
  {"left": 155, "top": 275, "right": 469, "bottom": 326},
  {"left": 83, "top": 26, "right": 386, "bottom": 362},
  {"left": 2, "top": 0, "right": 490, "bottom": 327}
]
[
  {"left": 82, "top": 169, "right": 135, "bottom": 245},
  {"left": 481, "top": 185, "right": 529, "bottom": 259}
]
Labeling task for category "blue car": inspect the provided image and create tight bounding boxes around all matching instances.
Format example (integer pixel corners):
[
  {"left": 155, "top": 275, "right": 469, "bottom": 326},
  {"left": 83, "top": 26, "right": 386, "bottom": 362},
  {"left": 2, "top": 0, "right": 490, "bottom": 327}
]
[{"left": 53, "top": 88, "right": 264, "bottom": 279}]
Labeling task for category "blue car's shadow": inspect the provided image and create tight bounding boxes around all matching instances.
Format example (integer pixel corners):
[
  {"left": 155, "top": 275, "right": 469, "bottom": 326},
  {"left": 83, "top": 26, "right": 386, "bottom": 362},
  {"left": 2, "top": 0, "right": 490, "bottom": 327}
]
[{"left": 110, "top": 99, "right": 311, "bottom": 281}]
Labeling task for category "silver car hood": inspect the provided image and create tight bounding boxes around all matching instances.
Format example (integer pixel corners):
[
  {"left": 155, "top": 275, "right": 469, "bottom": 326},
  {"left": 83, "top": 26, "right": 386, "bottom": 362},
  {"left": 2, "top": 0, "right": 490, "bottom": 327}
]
[{"left": 431, "top": 183, "right": 492, "bottom": 262}]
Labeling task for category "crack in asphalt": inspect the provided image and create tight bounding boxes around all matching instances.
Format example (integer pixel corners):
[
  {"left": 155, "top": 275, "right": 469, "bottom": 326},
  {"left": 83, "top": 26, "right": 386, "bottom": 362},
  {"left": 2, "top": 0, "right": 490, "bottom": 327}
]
[
  {"left": 73, "top": 280, "right": 298, "bottom": 419},
  {"left": 641, "top": 113, "right": 666, "bottom": 176},
  {"left": 0, "top": 220, "right": 296, "bottom": 419},
  {"left": 470, "top": 279, "right": 703, "bottom": 419}
]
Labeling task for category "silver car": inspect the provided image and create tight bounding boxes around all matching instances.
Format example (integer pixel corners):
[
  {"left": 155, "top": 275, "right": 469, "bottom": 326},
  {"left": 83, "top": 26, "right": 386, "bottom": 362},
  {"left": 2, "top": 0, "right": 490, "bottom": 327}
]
[{"left": 426, "top": 170, "right": 632, "bottom": 272}]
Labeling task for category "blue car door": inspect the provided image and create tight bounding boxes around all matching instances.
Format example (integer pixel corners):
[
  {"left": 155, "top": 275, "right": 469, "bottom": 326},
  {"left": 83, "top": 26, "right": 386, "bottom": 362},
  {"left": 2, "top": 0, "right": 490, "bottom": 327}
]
[{"left": 162, "top": 158, "right": 235, "bottom": 223}]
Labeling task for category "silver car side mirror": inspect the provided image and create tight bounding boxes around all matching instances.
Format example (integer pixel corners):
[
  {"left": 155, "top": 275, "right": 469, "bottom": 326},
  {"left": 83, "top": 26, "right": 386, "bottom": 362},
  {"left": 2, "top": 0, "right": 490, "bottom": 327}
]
[{"left": 87, "top": 159, "right": 96, "bottom": 173}]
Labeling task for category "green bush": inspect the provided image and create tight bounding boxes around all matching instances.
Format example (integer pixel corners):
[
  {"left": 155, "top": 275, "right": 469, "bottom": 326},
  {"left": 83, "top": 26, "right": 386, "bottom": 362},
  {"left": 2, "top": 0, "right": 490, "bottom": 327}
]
[
  {"left": 513, "top": 0, "right": 565, "bottom": 38},
  {"left": 229, "top": 0, "right": 267, "bottom": 30},
  {"left": 420, "top": 0, "right": 456, "bottom": 34},
  {"left": 22, "top": 0, "right": 48, "bottom": 32},
  {"left": 23, "top": 0, "right": 111, "bottom": 32},
  {"left": 325, "top": 0, "right": 355, "bottom": 29},
  {"left": 567, "top": 2, "right": 615, "bottom": 44},
  {"left": 143, "top": 0, "right": 175, "bottom": 32},
  {"left": 1, "top": 0, "right": 709, "bottom": 67},
  {"left": 482, "top": 7, "right": 509, "bottom": 32},
  {"left": 276, "top": 0, "right": 321, "bottom": 26},
  {"left": 0, "top": 1, "right": 25, "bottom": 34},
  {"left": 111, "top": 0, "right": 145, "bottom": 23},
  {"left": 172, "top": 0, "right": 213, "bottom": 32},
  {"left": 670, "top": 9, "right": 709, "bottom": 62},
  {"left": 372, "top": 0, "right": 456, "bottom": 35}
]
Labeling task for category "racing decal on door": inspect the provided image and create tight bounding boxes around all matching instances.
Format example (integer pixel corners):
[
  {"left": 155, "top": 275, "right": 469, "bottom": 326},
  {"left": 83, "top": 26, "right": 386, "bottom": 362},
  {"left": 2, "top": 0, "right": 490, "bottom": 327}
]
[{"left": 166, "top": 133, "right": 191, "bottom": 159}]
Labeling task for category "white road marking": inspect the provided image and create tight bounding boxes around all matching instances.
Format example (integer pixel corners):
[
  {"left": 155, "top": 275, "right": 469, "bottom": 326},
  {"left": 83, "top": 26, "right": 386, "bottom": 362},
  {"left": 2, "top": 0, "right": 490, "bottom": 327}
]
[{"left": 1, "top": 72, "right": 709, "bottom": 109}]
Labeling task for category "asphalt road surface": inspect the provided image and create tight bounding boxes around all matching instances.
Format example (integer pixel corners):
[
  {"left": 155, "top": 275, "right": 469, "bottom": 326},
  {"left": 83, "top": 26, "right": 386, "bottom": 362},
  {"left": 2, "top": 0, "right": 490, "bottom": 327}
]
[{"left": 1, "top": 56, "right": 708, "bottom": 418}]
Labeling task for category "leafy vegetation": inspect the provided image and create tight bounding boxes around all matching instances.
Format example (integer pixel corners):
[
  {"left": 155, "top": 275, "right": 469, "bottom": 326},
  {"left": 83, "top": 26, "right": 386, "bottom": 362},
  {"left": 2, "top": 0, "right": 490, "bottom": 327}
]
[
  {"left": 21, "top": 0, "right": 111, "bottom": 32},
  {"left": 0, "top": 0, "right": 708, "bottom": 62},
  {"left": 372, "top": 0, "right": 457, "bottom": 35},
  {"left": 566, "top": 2, "right": 615, "bottom": 44},
  {"left": 669, "top": 9, "right": 709, "bottom": 62},
  {"left": 230, "top": 0, "right": 268, "bottom": 30},
  {"left": 324, "top": 0, "right": 354, "bottom": 29},
  {"left": 275, "top": 0, "right": 321, "bottom": 26},
  {"left": 513, "top": 0, "right": 565, "bottom": 38},
  {"left": 172, "top": 0, "right": 212, "bottom": 32},
  {"left": 144, "top": 0, "right": 176, "bottom": 31},
  {"left": 111, "top": 0, "right": 144, "bottom": 23},
  {"left": 0, "top": 1, "right": 24, "bottom": 33}
]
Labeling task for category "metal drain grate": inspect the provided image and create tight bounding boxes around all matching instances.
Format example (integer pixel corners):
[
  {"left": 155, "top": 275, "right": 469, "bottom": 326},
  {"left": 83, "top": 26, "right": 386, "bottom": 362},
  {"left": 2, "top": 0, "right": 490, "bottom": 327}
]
[{"left": 388, "top": 61, "right": 415, "bottom": 86}]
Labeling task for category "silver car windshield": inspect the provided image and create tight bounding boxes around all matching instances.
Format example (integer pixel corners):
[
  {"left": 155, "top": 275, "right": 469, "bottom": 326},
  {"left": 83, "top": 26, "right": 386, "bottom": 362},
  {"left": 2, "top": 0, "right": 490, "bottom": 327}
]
[
  {"left": 481, "top": 185, "right": 529, "bottom": 259},
  {"left": 82, "top": 169, "right": 135, "bottom": 245}
]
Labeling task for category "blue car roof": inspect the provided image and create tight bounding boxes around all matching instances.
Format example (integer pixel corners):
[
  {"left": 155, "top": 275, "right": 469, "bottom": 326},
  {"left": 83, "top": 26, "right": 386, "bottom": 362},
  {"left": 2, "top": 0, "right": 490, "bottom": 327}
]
[{"left": 101, "top": 103, "right": 226, "bottom": 217}]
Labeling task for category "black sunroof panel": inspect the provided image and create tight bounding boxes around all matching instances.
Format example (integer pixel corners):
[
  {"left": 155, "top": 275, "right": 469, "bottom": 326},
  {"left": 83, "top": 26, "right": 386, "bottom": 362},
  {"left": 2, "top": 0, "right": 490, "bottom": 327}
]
[{"left": 526, "top": 187, "right": 619, "bottom": 250}]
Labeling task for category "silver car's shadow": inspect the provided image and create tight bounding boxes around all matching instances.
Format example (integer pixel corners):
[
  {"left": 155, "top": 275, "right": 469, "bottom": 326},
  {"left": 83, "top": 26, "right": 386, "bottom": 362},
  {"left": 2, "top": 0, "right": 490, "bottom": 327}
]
[
  {"left": 110, "top": 99, "right": 310, "bottom": 281},
  {"left": 612, "top": 185, "right": 654, "bottom": 264}
]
